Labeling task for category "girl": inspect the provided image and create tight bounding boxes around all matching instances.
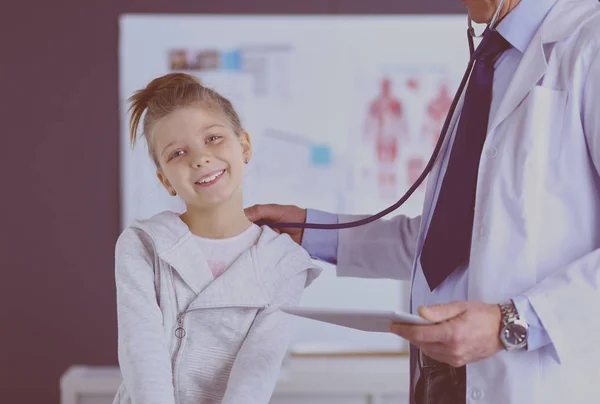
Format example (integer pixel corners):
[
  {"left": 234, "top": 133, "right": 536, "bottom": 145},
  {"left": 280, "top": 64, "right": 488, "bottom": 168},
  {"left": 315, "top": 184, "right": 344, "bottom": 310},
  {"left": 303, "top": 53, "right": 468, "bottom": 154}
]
[{"left": 113, "top": 73, "right": 321, "bottom": 404}]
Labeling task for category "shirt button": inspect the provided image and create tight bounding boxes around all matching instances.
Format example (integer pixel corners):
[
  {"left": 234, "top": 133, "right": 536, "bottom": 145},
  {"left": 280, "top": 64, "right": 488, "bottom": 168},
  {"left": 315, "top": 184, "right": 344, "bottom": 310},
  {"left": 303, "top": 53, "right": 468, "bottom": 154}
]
[
  {"left": 471, "top": 388, "right": 484, "bottom": 400},
  {"left": 487, "top": 147, "right": 498, "bottom": 158}
]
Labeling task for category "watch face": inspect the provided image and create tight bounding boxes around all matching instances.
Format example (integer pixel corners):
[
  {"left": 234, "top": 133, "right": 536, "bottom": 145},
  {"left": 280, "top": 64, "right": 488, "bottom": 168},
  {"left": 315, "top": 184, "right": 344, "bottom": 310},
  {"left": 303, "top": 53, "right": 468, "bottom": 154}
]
[{"left": 503, "top": 323, "right": 528, "bottom": 346}]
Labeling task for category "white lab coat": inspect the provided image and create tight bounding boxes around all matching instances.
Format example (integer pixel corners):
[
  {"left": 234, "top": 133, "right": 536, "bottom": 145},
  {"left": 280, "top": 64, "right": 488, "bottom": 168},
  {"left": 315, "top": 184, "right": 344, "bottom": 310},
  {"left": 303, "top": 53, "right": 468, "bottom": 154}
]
[
  {"left": 112, "top": 211, "right": 321, "bottom": 404},
  {"left": 335, "top": 0, "right": 600, "bottom": 403}
]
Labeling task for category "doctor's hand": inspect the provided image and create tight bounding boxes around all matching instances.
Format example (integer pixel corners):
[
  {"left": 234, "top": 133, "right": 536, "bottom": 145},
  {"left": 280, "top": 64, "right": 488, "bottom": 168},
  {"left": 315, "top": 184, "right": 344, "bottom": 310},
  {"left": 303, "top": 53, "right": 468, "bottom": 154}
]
[
  {"left": 245, "top": 204, "right": 307, "bottom": 245},
  {"left": 390, "top": 301, "right": 504, "bottom": 368}
]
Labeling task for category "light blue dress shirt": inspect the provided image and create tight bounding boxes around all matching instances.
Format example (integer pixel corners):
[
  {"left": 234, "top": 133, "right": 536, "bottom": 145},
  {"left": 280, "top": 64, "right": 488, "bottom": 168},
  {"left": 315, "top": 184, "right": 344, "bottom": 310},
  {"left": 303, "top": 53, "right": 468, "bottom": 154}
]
[{"left": 301, "top": 0, "right": 558, "bottom": 353}]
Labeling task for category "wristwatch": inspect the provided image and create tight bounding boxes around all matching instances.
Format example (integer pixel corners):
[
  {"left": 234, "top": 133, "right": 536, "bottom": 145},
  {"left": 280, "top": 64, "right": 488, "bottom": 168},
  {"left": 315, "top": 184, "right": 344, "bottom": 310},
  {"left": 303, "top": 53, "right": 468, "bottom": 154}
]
[{"left": 499, "top": 300, "right": 529, "bottom": 350}]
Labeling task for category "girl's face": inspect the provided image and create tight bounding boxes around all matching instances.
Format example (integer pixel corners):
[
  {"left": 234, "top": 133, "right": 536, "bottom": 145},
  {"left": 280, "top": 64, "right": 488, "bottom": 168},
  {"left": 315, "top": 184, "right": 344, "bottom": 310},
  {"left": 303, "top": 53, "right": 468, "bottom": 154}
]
[{"left": 153, "top": 105, "right": 251, "bottom": 211}]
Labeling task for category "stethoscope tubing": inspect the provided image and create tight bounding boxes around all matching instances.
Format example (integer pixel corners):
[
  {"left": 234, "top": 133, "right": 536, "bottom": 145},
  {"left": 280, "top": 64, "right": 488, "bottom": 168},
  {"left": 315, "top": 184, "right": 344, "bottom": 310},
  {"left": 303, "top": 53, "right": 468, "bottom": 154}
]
[{"left": 265, "top": 0, "right": 505, "bottom": 230}]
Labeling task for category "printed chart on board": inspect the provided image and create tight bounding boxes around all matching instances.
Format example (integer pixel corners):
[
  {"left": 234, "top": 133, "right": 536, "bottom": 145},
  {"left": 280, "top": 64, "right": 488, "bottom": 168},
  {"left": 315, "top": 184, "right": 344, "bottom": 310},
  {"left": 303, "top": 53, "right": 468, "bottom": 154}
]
[{"left": 119, "top": 15, "right": 469, "bottom": 352}]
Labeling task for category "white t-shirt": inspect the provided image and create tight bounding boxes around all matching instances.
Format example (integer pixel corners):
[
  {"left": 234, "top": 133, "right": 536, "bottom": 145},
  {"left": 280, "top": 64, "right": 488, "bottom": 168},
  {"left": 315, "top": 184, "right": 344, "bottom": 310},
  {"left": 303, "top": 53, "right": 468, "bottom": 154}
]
[{"left": 194, "top": 224, "right": 262, "bottom": 279}]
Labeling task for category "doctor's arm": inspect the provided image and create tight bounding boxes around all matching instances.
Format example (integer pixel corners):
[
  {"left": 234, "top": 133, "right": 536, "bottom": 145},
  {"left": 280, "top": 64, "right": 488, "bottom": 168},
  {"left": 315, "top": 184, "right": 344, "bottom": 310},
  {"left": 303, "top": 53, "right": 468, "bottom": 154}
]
[
  {"left": 331, "top": 210, "right": 421, "bottom": 281},
  {"left": 510, "top": 296, "right": 552, "bottom": 352},
  {"left": 114, "top": 229, "right": 176, "bottom": 404},
  {"left": 521, "top": 43, "right": 600, "bottom": 363},
  {"left": 245, "top": 204, "right": 421, "bottom": 282}
]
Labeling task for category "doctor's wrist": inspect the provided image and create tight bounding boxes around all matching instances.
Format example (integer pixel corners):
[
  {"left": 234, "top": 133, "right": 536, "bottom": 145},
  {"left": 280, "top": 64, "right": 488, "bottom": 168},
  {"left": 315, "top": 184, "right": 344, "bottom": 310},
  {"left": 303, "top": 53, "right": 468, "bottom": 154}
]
[{"left": 498, "top": 300, "right": 529, "bottom": 351}]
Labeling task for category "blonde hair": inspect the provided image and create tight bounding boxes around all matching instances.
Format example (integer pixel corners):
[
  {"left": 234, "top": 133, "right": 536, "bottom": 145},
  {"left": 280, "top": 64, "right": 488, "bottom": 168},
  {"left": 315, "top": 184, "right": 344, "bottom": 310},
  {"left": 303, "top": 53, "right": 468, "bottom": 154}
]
[{"left": 128, "top": 73, "right": 243, "bottom": 166}]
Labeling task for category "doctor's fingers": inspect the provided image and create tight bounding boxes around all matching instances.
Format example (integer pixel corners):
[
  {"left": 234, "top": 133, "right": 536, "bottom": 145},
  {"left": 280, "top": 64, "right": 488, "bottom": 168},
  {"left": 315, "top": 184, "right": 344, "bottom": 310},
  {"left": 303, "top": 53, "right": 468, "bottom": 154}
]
[
  {"left": 245, "top": 203, "right": 273, "bottom": 222},
  {"left": 420, "top": 344, "right": 469, "bottom": 368},
  {"left": 389, "top": 321, "right": 456, "bottom": 344},
  {"left": 244, "top": 203, "right": 306, "bottom": 244},
  {"left": 244, "top": 203, "right": 305, "bottom": 224}
]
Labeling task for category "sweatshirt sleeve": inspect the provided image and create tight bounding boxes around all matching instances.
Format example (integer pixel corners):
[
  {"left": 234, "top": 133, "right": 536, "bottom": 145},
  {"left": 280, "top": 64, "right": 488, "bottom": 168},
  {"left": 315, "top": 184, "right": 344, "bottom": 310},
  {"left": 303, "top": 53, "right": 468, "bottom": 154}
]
[{"left": 114, "top": 228, "right": 176, "bottom": 404}]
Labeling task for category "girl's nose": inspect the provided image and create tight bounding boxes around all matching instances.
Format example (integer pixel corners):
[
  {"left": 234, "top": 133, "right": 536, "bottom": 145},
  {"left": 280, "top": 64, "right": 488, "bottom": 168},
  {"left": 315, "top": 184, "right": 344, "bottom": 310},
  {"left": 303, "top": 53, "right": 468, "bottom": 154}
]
[{"left": 191, "top": 153, "right": 210, "bottom": 168}]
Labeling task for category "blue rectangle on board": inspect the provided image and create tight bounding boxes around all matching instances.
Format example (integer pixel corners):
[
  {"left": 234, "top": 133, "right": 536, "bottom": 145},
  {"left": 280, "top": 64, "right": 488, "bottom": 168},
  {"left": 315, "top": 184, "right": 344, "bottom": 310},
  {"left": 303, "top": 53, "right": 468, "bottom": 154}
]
[
  {"left": 221, "top": 50, "right": 242, "bottom": 71},
  {"left": 310, "top": 145, "right": 331, "bottom": 166}
]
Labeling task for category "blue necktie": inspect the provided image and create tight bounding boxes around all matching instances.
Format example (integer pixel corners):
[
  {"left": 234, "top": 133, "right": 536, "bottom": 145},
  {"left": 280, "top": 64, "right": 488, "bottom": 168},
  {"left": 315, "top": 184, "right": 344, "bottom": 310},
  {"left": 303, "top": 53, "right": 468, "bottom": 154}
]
[{"left": 420, "top": 29, "right": 511, "bottom": 291}]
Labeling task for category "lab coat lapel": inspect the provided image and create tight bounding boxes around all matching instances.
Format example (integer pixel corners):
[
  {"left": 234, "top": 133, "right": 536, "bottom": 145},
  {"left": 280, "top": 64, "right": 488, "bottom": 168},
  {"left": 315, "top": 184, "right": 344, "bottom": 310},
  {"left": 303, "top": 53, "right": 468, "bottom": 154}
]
[
  {"left": 487, "top": 30, "right": 547, "bottom": 135},
  {"left": 487, "top": 0, "right": 587, "bottom": 134}
]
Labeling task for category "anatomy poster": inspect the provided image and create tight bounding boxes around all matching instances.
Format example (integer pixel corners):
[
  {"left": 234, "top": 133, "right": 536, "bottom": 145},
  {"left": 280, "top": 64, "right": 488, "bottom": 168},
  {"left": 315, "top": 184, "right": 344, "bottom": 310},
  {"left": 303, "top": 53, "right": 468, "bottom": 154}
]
[
  {"left": 120, "top": 14, "right": 469, "bottom": 353},
  {"left": 353, "top": 68, "right": 458, "bottom": 215}
]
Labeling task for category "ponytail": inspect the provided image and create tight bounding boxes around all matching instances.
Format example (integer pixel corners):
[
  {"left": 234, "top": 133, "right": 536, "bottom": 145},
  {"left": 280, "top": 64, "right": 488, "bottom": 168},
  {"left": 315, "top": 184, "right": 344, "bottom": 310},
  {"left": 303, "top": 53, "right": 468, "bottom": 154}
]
[{"left": 126, "top": 73, "right": 242, "bottom": 166}]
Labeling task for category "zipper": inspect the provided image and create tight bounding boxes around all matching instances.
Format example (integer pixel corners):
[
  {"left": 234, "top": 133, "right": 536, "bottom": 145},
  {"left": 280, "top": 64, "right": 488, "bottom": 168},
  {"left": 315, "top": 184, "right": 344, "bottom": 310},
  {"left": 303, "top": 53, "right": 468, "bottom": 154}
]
[
  {"left": 174, "top": 313, "right": 186, "bottom": 337},
  {"left": 169, "top": 267, "right": 184, "bottom": 404},
  {"left": 173, "top": 312, "right": 185, "bottom": 364}
]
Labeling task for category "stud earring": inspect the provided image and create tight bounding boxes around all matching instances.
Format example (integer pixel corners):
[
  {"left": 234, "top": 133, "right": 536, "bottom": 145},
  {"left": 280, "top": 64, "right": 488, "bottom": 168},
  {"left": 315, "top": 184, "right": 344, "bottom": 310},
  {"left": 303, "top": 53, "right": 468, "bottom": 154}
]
[
  {"left": 244, "top": 157, "right": 249, "bottom": 164},
  {"left": 170, "top": 189, "right": 177, "bottom": 196}
]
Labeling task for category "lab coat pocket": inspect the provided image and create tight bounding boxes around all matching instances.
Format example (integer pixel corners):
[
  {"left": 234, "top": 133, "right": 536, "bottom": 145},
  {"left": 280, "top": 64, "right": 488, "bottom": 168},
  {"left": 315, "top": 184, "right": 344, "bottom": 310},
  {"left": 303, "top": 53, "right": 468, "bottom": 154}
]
[
  {"left": 521, "top": 85, "right": 568, "bottom": 166},
  {"left": 496, "top": 85, "right": 568, "bottom": 220}
]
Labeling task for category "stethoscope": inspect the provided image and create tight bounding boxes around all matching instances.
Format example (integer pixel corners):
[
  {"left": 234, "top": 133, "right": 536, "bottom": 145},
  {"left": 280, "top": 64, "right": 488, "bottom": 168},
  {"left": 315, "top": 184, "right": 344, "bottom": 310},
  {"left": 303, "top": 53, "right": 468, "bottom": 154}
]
[{"left": 266, "top": 0, "right": 506, "bottom": 231}]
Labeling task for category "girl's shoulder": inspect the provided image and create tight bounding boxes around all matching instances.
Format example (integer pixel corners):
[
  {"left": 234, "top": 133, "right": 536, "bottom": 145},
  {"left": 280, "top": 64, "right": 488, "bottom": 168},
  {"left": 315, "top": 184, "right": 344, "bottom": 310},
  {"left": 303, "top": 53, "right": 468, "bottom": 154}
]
[
  {"left": 253, "top": 225, "right": 322, "bottom": 288},
  {"left": 117, "top": 210, "right": 190, "bottom": 253},
  {"left": 253, "top": 225, "right": 306, "bottom": 263}
]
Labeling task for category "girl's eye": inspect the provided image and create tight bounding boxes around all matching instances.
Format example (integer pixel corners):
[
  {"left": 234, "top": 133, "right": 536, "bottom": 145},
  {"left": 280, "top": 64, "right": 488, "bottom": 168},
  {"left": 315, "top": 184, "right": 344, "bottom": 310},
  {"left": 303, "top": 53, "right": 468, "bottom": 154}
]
[
  {"left": 206, "top": 135, "right": 221, "bottom": 143},
  {"left": 169, "top": 150, "right": 185, "bottom": 160}
]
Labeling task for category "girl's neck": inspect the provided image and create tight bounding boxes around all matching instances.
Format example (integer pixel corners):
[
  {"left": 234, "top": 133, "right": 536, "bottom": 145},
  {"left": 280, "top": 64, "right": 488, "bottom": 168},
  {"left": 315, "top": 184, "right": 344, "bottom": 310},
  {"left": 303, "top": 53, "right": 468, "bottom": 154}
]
[{"left": 180, "top": 197, "right": 253, "bottom": 239}]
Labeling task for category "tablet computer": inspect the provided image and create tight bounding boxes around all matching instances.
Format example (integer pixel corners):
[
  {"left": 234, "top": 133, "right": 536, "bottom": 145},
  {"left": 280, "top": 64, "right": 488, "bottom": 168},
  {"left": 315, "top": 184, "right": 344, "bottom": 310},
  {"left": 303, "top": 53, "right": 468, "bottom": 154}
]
[{"left": 281, "top": 306, "right": 434, "bottom": 333}]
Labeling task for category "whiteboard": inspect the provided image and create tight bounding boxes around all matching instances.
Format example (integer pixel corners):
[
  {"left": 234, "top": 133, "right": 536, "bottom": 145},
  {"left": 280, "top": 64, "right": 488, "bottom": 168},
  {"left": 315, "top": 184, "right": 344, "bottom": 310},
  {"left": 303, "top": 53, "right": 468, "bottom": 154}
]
[{"left": 119, "top": 14, "right": 470, "bottom": 353}]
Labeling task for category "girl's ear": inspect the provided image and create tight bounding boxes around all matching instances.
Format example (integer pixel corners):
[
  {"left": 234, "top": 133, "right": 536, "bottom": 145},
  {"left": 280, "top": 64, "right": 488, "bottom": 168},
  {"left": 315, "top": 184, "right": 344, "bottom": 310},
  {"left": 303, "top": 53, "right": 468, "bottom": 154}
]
[
  {"left": 156, "top": 169, "right": 175, "bottom": 195},
  {"left": 240, "top": 130, "right": 252, "bottom": 162}
]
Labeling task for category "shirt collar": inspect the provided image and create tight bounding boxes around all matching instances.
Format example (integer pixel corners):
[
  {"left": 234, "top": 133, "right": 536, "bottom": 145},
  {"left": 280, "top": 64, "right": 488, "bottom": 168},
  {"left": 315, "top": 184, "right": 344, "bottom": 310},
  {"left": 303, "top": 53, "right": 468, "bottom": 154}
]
[{"left": 496, "top": 0, "right": 558, "bottom": 53}]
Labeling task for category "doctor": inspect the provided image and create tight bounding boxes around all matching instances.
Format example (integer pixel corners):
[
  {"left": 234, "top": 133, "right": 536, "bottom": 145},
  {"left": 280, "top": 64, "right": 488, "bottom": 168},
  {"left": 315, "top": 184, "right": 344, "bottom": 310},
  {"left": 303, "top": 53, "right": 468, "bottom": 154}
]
[{"left": 246, "top": 0, "right": 600, "bottom": 403}]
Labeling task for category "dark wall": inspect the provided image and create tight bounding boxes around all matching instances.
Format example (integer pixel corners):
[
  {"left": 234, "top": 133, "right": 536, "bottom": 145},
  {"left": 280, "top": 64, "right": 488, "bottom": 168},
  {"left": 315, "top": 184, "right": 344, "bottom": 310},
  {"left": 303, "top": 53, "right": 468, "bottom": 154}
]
[{"left": 1, "top": 1, "right": 464, "bottom": 403}]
